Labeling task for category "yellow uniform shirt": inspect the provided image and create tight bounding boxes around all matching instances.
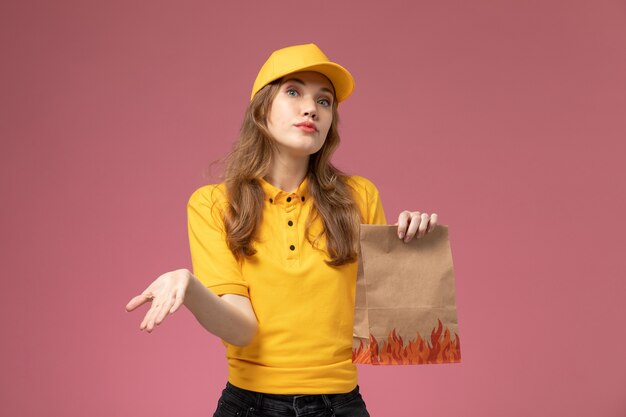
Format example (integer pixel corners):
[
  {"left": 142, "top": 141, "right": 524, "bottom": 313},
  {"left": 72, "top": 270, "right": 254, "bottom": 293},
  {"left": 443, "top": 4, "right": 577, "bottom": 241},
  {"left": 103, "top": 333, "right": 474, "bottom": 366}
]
[{"left": 187, "top": 175, "right": 386, "bottom": 394}]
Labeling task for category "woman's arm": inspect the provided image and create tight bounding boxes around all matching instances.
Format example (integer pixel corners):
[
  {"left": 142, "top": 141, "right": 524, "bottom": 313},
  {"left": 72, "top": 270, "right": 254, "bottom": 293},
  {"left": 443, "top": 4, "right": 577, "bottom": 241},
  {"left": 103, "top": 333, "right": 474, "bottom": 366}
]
[
  {"left": 185, "top": 276, "right": 258, "bottom": 346},
  {"left": 126, "top": 269, "right": 258, "bottom": 346}
]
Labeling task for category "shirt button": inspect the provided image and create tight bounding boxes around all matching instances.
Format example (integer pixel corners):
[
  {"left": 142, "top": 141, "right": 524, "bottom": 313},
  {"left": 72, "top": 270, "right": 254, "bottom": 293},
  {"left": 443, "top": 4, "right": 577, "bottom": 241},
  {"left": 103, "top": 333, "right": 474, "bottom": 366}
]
[
  {"left": 288, "top": 220, "right": 293, "bottom": 226},
  {"left": 301, "top": 196, "right": 305, "bottom": 202},
  {"left": 289, "top": 245, "right": 295, "bottom": 251},
  {"left": 286, "top": 197, "right": 292, "bottom": 202}
]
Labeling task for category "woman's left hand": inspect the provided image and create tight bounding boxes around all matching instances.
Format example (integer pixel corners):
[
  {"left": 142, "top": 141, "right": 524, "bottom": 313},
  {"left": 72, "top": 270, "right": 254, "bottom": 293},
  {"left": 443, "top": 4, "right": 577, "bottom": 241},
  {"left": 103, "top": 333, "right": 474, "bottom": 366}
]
[{"left": 395, "top": 210, "right": 438, "bottom": 243}]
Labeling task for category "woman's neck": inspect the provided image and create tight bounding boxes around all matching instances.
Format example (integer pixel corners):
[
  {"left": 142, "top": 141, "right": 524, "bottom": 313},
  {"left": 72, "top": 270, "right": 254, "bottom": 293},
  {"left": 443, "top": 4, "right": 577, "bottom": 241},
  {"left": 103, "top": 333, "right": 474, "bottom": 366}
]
[{"left": 264, "top": 154, "right": 309, "bottom": 192}]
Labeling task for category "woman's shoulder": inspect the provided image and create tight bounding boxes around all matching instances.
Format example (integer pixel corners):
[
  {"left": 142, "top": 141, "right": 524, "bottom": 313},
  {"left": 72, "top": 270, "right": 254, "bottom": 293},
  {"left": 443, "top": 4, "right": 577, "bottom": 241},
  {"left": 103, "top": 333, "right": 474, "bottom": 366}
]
[
  {"left": 344, "top": 175, "right": 386, "bottom": 224},
  {"left": 187, "top": 182, "right": 228, "bottom": 207},
  {"left": 344, "top": 175, "right": 381, "bottom": 196}
]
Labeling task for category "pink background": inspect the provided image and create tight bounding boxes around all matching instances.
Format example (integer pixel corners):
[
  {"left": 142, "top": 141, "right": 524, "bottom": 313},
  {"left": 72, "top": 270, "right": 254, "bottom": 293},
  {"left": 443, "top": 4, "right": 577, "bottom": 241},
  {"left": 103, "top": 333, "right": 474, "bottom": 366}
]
[{"left": 2, "top": 1, "right": 625, "bottom": 416}]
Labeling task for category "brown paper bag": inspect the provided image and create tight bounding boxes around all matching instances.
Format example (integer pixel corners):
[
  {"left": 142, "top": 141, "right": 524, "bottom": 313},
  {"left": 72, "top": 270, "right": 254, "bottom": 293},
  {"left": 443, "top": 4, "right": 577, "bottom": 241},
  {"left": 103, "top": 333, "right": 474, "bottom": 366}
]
[{"left": 352, "top": 224, "right": 461, "bottom": 365}]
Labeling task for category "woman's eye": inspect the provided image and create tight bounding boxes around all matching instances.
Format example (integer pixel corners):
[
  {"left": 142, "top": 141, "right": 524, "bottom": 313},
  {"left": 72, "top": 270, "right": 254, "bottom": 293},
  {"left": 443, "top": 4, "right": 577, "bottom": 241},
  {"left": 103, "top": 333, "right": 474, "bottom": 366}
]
[
  {"left": 318, "top": 98, "right": 331, "bottom": 107},
  {"left": 286, "top": 88, "right": 298, "bottom": 97}
]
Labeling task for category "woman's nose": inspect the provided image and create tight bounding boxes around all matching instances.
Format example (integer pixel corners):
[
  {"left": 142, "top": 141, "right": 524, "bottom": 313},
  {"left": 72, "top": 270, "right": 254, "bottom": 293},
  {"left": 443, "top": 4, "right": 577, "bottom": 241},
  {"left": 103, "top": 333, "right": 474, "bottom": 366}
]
[{"left": 302, "top": 98, "right": 317, "bottom": 119}]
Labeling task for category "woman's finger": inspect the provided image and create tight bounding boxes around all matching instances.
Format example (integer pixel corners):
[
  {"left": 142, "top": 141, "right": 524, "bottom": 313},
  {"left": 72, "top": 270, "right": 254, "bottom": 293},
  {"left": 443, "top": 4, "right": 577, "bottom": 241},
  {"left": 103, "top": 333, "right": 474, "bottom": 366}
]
[
  {"left": 396, "top": 211, "right": 412, "bottom": 239},
  {"left": 170, "top": 288, "right": 185, "bottom": 314},
  {"left": 147, "top": 298, "right": 165, "bottom": 332},
  {"left": 155, "top": 293, "right": 177, "bottom": 325},
  {"left": 141, "top": 297, "right": 161, "bottom": 331},
  {"left": 140, "top": 301, "right": 155, "bottom": 330},
  {"left": 140, "top": 309, "right": 151, "bottom": 331},
  {"left": 125, "top": 294, "right": 148, "bottom": 312},
  {"left": 404, "top": 212, "right": 423, "bottom": 242},
  {"left": 427, "top": 213, "right": 438, "bottom": 233},
  {"left": 148, "top": 287, "right": 175, "bottom": 331},
  {"left": 416, "top": 213, "right": 430, "bottom": 238},
  {"left": 126, "top": 290, "right": 156, "bottom": 312}
]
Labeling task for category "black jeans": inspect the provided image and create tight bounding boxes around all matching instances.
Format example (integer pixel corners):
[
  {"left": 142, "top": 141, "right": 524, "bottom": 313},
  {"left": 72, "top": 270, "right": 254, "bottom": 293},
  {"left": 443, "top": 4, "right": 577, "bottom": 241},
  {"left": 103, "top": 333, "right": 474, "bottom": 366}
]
[{"left": 213, "top": 382, "right": 371, "bottom": 417}]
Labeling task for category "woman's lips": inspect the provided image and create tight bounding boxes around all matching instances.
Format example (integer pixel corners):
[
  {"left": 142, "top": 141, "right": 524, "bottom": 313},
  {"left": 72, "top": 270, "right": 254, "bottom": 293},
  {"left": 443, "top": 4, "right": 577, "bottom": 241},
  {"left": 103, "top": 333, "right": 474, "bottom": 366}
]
[{"left": 295, "top": 122, "right": 317, "bottom": 132}]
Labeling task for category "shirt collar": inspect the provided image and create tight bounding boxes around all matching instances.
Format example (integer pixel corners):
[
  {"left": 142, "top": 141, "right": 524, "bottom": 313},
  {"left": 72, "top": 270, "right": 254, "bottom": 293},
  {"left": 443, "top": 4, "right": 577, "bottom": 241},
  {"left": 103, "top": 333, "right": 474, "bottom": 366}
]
[{"left": 259, "top": 176, "right": 309, "bottom": 204}]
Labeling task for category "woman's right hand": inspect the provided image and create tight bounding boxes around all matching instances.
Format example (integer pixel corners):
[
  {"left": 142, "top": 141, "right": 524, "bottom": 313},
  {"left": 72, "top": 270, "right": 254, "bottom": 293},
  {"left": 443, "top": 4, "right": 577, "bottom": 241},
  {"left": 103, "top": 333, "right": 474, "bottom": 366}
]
[{"left": 125, "top": 268, "right": 192, "bottom": 332}]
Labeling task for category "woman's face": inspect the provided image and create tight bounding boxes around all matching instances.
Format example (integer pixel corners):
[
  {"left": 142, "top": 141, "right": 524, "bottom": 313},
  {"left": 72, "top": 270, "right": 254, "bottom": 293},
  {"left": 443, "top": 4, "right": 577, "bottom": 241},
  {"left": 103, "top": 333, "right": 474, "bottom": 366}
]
[{"left": 266, "top": 71, "right": 335, "bottom": 159}]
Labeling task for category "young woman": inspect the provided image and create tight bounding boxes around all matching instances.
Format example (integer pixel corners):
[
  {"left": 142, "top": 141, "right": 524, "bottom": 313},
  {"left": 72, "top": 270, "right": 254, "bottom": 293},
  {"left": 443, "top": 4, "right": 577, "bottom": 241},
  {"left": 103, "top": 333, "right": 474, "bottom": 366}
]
[{"left": 126, "top": 43, "right": 437, "bottom": 417}]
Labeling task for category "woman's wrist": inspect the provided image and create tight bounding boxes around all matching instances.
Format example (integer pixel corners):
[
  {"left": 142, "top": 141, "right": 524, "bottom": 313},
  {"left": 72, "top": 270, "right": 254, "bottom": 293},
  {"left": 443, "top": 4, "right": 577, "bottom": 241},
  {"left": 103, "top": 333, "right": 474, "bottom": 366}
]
[{"left": 183, "top": 269, "right": 200, "bottom": 301}]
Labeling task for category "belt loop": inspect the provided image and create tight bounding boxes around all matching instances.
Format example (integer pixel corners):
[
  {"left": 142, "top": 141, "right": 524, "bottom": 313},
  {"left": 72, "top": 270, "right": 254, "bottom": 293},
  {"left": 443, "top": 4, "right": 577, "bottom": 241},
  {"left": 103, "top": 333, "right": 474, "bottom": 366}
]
[
  {"left": 321, "top": 393, "right": 333, "bottom": 412},
  {"left": 253, "top": 389, "right": 264, "bottom": 412}
]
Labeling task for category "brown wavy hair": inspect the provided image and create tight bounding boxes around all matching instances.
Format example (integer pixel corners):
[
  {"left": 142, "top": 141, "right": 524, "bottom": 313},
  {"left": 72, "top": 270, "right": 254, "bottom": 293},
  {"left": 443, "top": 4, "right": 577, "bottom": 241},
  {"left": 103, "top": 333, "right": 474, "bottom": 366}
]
[{"left": 222, "top": 78, "right": 361, "bottom": 266}]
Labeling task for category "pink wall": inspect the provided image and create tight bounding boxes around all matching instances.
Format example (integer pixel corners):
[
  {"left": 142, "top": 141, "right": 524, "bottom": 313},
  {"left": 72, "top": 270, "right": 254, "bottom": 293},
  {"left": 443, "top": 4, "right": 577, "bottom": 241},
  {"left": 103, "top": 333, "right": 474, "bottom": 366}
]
[{"left": 2, "top": 1, "right": 625, "bottom": 416}]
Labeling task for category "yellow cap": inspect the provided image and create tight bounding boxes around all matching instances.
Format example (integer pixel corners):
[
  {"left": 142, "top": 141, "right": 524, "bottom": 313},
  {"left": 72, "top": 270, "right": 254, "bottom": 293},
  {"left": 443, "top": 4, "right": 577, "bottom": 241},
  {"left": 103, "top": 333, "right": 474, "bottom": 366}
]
[{"left": 250, "top": 43, "right": 355, "bottom": 103}]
